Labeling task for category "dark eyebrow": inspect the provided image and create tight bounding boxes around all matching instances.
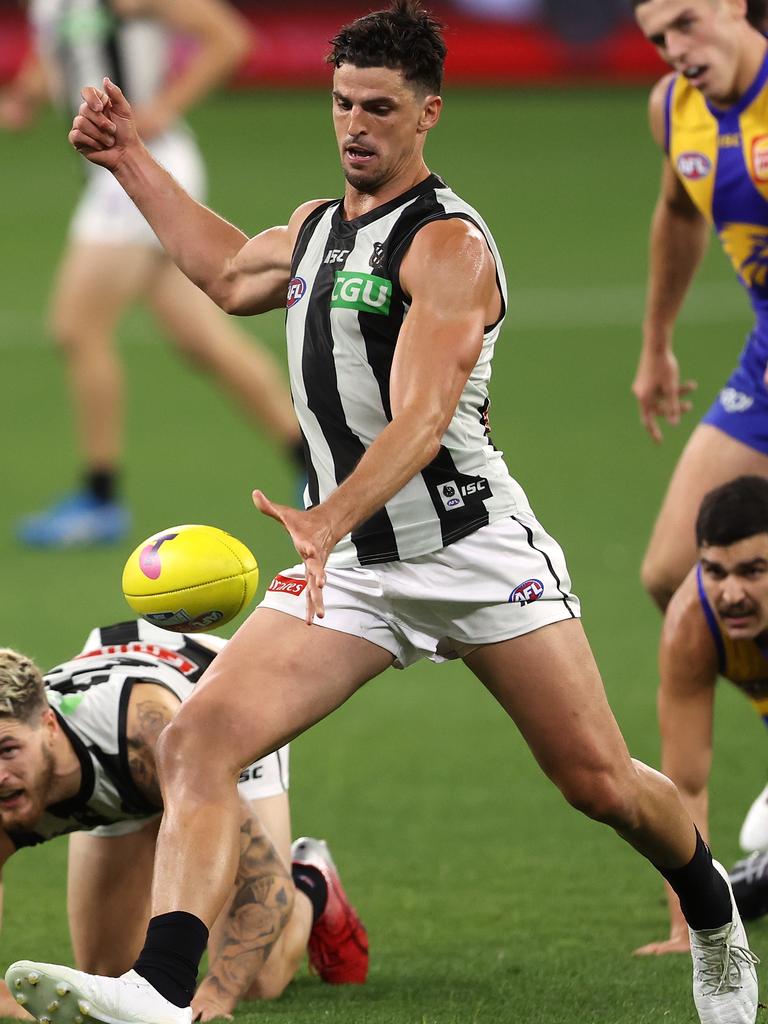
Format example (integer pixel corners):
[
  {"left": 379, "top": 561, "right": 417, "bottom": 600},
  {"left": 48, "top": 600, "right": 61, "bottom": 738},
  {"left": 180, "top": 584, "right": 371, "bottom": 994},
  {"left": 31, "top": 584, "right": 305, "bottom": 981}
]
[
  {"left": 332, "top": 90, "right": 397, "bottom": 109},
  {"left": 646, "top": 9, "right": 696, "bottom": 46}
]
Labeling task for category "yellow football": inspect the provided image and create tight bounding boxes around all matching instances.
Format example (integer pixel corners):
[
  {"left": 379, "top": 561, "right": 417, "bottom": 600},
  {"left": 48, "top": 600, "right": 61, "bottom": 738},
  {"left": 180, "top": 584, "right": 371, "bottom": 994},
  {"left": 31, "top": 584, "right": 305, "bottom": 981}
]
[{"left": 122, "top": 524, "right": 259, "bottom": 632}]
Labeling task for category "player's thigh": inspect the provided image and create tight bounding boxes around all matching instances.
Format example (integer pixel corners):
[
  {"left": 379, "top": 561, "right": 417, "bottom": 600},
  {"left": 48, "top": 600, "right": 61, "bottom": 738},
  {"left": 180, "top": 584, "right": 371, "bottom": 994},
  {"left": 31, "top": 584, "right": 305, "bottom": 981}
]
[
  {"left": 644, "top": 424, "right": 768, "bottom": 591},
  {"left": 465, "top": 618, "right": 634, "bottom": 795},
  {"left": 49, "top": 243, "right": 165, "bottom": 341},
  {"left": 165, "top": 607, "right": 394, "bottom": 779},
  {"left": 67, "top": 818, "right": 160, "bottom": 974}
]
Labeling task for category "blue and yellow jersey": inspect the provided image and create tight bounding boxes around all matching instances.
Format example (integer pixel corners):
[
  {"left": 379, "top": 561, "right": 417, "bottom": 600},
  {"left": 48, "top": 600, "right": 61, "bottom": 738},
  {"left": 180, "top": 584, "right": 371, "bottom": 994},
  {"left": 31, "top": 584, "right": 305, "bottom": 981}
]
[
  {"left": 666, "top": 51, "right": 768, "bottom": 354},
  {"left": 697, "top": 565, "right": 768, "bottom": 724}
]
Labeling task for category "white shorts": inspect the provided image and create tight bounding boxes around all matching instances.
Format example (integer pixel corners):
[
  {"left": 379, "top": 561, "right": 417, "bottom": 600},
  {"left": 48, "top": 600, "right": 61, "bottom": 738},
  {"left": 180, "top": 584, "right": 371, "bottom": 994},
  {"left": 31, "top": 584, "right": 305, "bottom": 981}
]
[
  {"left": 69, "top": 128, "right": 207, "bottom": 248},
  {"left": 88, "top": 743, "right": 290, "bottom": 838},
  {"left": 260, "top": 514, "right": 581, "bottom": 669}
]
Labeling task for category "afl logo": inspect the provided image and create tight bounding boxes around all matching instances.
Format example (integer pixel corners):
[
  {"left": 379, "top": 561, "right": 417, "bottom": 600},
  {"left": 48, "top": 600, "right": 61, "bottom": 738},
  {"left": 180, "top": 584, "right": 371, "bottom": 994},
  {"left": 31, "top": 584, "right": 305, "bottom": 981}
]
[
  {"left": 509, "top": 579, "right": 544, "bottom": 606},
  {"left": 286, "top": 277, "right": 307, "bottom": 308},
  {"left": 677, "top": 152, "right": 712, "bottom": 180}
]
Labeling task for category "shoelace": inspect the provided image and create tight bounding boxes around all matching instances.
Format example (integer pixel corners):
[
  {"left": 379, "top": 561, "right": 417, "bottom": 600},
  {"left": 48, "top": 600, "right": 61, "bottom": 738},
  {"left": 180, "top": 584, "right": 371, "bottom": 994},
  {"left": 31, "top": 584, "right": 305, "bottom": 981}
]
[{"left": 694, "top": 932, "right": 760, "bottom": 995}]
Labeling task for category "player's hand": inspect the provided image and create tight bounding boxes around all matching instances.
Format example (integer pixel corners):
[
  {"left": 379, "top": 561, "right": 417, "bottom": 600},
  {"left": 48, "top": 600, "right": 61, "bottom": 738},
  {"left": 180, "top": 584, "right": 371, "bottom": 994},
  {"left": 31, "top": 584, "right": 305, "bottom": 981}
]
[
  {"left": 632, "top": 933, "right": 691, "bottom": 956},
  {"left": 190, "top": 990, "right": 233, "bottom": 1023},
  {"left": 253, "top": 489, "right": 335, "bottom": 623},
  {"left": 632, "top": 348, "right": 696, "bottom": 443},
  {"left": 68, "top": 77, "right": 139, "bottom": 170},
  {"left": 0, "top": 980, "right": 33, "bottom": 1020}
]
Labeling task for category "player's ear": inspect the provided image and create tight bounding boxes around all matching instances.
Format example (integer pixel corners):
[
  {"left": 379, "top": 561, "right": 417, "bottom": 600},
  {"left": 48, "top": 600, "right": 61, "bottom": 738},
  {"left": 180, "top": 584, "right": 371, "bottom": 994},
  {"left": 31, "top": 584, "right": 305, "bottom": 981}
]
[{"left": 417, "top": 94, "right": 442, "bottom": 134}]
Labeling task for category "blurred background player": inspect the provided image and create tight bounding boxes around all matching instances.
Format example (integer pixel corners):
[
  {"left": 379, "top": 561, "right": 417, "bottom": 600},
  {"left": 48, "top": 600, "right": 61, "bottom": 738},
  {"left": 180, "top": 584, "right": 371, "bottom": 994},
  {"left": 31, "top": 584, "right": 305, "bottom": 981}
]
[
  {"left": 634, "top": 475, "right": 768, "bottom": 955},
  {"left": 0, "top": 620, "right": 367, "bottom": 1020},
  {"left": 0, "top": 0, "right": 303, "bottom": 548},
  {"left": 631, "top": 0, "right": 768, "bottom": 610}
]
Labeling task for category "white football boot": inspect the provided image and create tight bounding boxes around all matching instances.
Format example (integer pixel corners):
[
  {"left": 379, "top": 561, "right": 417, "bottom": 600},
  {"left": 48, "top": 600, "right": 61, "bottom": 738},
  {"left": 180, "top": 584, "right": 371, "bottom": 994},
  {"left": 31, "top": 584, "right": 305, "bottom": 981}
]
[
  {"left": 739, "top": 781, "right": 768, "bottom": 853},
  {"left": 689, "top": 861, "right": 759, "bottom": 1024},
  {"left": 5, "top": 962, "right": 191, "bottom": 1024}
]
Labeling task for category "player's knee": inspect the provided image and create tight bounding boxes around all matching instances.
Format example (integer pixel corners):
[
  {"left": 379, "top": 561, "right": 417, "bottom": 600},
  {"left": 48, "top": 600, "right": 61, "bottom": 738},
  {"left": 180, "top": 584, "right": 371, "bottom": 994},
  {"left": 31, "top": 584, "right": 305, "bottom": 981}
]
[
  {"left": 559, "top": 767, "right": 639, "bottom": 829},
  {"left": 156, "top": 704, "right": 241, "bottom": 788}
]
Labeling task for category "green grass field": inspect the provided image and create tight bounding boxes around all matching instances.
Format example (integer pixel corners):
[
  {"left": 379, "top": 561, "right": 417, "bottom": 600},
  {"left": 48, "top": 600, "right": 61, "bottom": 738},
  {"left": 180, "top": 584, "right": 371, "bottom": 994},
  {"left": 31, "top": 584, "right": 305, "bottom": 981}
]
[{"left": 0, "top": 87, "right": 764, "bottom": 1023}]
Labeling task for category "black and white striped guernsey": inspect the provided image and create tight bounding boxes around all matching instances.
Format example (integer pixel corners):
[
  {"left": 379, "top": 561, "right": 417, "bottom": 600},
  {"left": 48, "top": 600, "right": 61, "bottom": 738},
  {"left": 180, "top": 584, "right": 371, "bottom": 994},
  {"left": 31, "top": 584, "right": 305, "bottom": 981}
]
[
  {"left": 8, "top": 621, "right": 223, "bottom": 849},
  {"left": 30, "top": 0, "right": 172, "bottom": 119},
  {"left": 287, "top": 173, "right": 527, "bottom": 567}
]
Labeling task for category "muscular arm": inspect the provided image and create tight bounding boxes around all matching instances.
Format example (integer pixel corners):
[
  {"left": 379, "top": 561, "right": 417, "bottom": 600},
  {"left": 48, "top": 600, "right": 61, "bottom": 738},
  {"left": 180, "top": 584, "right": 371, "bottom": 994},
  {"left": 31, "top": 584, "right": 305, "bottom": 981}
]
[
  {"left": 193, "top": 798, "right": 293, "bottom": 1017},
  {"left": 125, "top": 683, "right": 181, "bottom": 806},
  {"left": 255, "top": 215, "right": 500, "bottom": 618},
  {"left": 68, "top": 77, "right": 324, "bottom": 315},
  {"left": 635, "top": 570, "right": 719, "bottom": 955},
  {"left": 114, "top": 0, "right": 250, "bottom": 137},
  {"left": 633, "top": 75, "right": 709, "bottom": 441}
]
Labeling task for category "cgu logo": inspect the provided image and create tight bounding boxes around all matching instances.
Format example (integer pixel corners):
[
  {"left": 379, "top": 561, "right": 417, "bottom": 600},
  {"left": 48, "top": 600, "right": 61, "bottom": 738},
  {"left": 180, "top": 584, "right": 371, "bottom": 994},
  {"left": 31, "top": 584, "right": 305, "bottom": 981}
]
[
  {"left": 677, "top": 151, "right": 712, "bottom": 180},
  {"left": 509, "top": 579, "right": 544, "bottom": 606},
  {"left": 286, "top": 277, "right": 307, "bottom": 308},
  {"left": 330, "top": 271, "right": 391, "bottom": 316}
]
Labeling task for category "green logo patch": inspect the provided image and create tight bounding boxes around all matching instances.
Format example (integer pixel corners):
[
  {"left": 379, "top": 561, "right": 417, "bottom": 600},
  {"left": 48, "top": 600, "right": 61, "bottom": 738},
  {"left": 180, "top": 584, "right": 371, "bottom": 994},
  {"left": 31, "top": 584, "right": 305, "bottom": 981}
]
[
  {"left": 331, "top": 271, "right": 392, "bottom": 316},
  {"left": 58, "top": 694, "right": 85, "bottom": 716}
]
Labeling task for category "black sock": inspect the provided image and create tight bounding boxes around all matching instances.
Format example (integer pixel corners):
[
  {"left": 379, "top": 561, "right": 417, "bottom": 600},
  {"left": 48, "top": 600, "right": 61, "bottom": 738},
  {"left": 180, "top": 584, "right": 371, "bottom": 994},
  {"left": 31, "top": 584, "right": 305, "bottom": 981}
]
[
  {"left": 84, "top": 468, "right": 117, "bottom": 504},
  {"left": 657, "top": 829, "right": 732, "bottom": 931},
  {"left": 133, "top": 911, "right": 209, "bottom": 1008},
  {"left": 292, "top": 863, "right": 328, "bottom": 925}
]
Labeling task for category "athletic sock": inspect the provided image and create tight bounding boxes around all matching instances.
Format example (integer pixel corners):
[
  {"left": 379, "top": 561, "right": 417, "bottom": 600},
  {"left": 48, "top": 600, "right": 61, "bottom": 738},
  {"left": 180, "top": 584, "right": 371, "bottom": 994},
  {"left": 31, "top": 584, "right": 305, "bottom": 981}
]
[
  {"left": 84, "top": 468, "right": 117, "bottom": 504},
  {"left": 292, "top": 863, "right": 328, "bottom": 925},
  {"left": 657, "top": 829, "right": 733, "bottom": 931},
  {"left": 133, "top": 911, "right": 209, "bottom": 1008}
]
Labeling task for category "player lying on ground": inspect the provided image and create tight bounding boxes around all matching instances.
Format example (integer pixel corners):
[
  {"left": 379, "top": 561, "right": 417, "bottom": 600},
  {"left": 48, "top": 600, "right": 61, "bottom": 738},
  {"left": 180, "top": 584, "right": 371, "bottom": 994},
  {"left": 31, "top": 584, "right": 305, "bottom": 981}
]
[
  {"left": 0, "top": 621, "right": 367, "bottom": 1020},
  {"left": 9, "top": 4, "right": 759, "bottom": 1024},
  {"left": 635, "top": 475, "right": 768, "bottom": 954}
]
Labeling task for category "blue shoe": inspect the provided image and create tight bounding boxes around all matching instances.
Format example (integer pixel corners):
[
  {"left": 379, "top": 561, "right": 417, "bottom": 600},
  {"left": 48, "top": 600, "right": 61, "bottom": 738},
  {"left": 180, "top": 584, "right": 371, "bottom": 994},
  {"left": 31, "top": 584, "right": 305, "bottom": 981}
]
[{"left": 17, "top": 493, "right": 130, "bottom": 548}]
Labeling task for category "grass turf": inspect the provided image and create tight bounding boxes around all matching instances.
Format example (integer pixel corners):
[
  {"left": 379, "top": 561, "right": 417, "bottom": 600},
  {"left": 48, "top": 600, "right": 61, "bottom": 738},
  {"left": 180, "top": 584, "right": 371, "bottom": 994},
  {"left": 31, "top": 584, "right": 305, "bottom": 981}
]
[{"left": 0, "top": 87, "right": 763, "bottom": 1023}]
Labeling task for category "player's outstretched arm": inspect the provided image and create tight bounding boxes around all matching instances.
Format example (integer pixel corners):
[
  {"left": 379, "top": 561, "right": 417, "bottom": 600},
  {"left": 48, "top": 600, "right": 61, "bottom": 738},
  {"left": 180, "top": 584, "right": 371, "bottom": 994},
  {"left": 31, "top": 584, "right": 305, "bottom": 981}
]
[
  {"left": 69, "top": 78, "right": 310, "bottom": 315},
  {"left": 192, "top": 798, "right": 293, "bottom": 1020},
  {"left": 633, "top": 572, "right": 718, "bottom": 956},
  {"left": 253, "top": 217, "right": 495, "bottom": 622},
  {"left": 633, "top": 75, "right": 706, "bottom": 443}
]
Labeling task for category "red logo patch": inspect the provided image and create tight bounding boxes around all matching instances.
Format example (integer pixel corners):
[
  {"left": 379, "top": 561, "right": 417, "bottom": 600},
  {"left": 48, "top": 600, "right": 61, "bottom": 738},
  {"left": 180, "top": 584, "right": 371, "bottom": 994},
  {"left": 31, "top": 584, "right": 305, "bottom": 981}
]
[
  {"left": 268, "top": 574, "right": 307, "bottom": 596},
  {"left": 286, "top": 277, "right": 307, "bottom": 308},
  {"left": 676, "top": 151, "right": 712, "bottom": 180}
]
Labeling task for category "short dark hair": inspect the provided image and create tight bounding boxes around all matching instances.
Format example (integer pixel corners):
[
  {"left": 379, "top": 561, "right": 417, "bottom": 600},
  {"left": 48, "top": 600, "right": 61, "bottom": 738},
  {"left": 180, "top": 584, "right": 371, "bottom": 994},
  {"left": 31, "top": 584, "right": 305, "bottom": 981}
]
[
  {"left": 327, "top": 0, "right": 446, "bottom": 95},
  {"left": 696, "top": 475, "right": 768, "bottom": 547},
  {"left": 632, "top": 0, "right": 768, "bottom": 30}
]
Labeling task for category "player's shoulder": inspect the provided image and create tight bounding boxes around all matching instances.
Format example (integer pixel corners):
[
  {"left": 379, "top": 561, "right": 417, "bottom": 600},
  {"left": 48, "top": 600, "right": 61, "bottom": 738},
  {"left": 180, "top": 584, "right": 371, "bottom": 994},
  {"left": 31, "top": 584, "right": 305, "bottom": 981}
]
[
  {"left": 661, "top": 566, "right": 717, "bottom": 668},
  {"left": 288, "top": 198, "right": 336, "bottom": 241},
  {"left": 405, "top": 216, "right": 491, "bottom": 269},
  {"left": 648, "top": 72, "right": 677, "bottom": 147}
]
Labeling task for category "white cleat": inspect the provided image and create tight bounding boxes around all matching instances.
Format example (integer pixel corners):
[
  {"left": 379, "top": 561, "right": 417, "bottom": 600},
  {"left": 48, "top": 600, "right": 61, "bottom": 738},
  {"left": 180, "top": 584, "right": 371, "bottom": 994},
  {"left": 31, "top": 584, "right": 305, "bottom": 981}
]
[
  {"left": 690, "top": 861, "right": 759, "bottom": 1023},
  {"left": 4, "top": 963, "right": 191, "bottom": 1024}
]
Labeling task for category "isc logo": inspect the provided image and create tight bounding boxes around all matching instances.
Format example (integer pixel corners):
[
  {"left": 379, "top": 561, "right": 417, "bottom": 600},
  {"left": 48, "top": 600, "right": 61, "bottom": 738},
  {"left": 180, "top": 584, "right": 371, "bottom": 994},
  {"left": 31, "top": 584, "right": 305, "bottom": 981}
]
[
  {"left": 438, "top": 478, "right": 491, "bottom": 511},
  {"left": 286, "top": 277, "right": 307, "bottom": 308},
  {"left": 509, "top": 579, "right": 544, "bottom": 605},
  {"left": 677, "top": 152, "right": 712, "bottom": 180},
  {"left": 324, "top": 249, "right": 350, "bottom": 264}
]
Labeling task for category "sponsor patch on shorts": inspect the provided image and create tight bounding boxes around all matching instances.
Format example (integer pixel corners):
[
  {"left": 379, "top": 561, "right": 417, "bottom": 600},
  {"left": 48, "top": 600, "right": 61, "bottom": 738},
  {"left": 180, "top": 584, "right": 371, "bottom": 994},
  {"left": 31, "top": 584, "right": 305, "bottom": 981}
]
[
  {"left": 509, "top": 579, "right": 544, "bottom": 605},
  {"left": 268, "top": 574, "right": 308, "bottom": 596},
  {"left": 719, "top": 387, "right": 754, "bottom": 413}
]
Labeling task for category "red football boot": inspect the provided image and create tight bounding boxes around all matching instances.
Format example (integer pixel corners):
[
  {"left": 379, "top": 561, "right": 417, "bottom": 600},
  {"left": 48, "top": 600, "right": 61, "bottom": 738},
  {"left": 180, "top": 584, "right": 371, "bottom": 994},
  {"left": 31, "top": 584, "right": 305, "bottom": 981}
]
[{"left": 291, "top": 836, "right": 369, "bottom": 984}]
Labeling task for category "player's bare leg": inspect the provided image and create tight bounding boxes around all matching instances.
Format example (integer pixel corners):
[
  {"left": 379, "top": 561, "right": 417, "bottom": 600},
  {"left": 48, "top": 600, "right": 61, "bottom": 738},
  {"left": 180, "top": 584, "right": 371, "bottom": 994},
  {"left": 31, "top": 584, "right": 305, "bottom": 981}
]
[
  {"left": 465, "top": 617, "right": 758, "bottom": 1023},
  {"left": 50, "top": 243, "right": 162, "bottom": 470},
  {"left": 67, "top": 819, "right": 160, "bottom": 976},
  {"left": 150, "top": 609, "right": 392, "bottom": 929},
  {"left": 641, "top": 425, "right": 768, "bottom": 610},
  {"left": 147, "top": 263, "right": 302, "bottom": 453}
]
